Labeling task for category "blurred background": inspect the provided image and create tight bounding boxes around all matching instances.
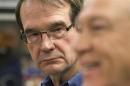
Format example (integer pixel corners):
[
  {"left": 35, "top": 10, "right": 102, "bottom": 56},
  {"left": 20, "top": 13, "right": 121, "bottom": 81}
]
[{"left": 0, "top": 0, "right": 44, "bottom": 86}]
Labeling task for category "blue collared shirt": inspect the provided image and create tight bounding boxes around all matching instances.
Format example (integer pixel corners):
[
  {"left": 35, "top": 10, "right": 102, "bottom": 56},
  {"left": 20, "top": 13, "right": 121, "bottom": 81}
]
[{"left": 41, "top": 72, "right": 82, "bottom": 86}]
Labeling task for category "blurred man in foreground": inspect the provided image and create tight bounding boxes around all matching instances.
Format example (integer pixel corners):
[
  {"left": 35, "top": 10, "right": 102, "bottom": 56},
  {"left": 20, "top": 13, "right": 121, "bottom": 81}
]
[
  {"left": 76, "top": 0, "right": 130, "bottom": 86},
  {"left": 16, "top": 0, "right": 82, "bottom": 86}
]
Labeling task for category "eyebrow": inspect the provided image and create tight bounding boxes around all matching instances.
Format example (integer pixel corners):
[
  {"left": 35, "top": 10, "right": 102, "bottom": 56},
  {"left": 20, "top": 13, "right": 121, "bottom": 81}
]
[
  {"left": 76, "top": 16, "right": 111, "bottom": 28},
  {"left": 88, "top": 16, "right": 112, "bottom": 26},
  {"left": 46, "top": 21, "right": 67, "bottom": 30},
  {"left": 24, "top": 28, "right": 39, "bottom": 34},
  {"left": 24, "top": 21, "right": 67, "bottom": 33}
]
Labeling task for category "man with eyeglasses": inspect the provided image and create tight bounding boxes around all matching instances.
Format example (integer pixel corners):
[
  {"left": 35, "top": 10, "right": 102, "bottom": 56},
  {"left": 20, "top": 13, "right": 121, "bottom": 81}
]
[{"left": 15, "top": 0, "right": 82, "bottom": 86}]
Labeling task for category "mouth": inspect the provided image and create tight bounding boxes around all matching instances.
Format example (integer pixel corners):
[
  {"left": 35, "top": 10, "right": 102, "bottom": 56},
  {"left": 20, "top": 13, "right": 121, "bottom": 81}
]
[
  {"left": 80, "top": 57, "right": 101, "bottom": 69},
  {"left": 80, "top": 58, "right": 102, "bottom": 77},
  {"left": 39, "top": 57, "right": 63, "bottom": 64}
]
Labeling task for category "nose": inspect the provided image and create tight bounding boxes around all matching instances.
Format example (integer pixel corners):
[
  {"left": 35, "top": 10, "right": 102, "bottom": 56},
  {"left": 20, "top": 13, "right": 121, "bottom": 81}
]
[
  {"left": 75, "top": 33, "right": 93, "bottom": 56},
  {"left": 40, "top": 34, "right": 55, "bottom": 53}
]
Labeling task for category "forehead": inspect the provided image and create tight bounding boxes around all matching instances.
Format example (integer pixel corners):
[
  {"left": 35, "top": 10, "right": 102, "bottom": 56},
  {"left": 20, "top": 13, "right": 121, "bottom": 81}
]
[
  {"left": 79, "top": 0, "right": 129, "bottom": 22},
  {"left": 82, "top": 0, "right": 113, "bottom": 18},
  {"left": 20, "top": 0, "right": 70, "bottom": 30},
  {"left": 21, "top": 0, "right": 69, "bottom": 17}
]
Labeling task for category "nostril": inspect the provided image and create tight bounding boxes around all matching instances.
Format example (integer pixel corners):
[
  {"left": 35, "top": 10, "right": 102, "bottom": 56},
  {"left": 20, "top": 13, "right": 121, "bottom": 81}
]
[{"left": 42, "top": 48, "right": 54, "bottom": 53}]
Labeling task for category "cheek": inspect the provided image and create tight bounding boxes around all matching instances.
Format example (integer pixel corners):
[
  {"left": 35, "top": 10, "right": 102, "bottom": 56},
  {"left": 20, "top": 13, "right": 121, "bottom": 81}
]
[
  {"left": 95, "top": 30, "right": 130, "bottom": 60},
  {"left": 59, "top": 40, "right": 77, "bottom": 64},
  {"left": 54, "top": 30, "right": 79, "bottom": 64},
  {"left": 63, "top": 40, "right": 77, "bottom": 64},
  {"left": 99, "top": 34, "right": 130, "bottom": 60},
  {"left": 95, "top": 33, "right": 130, "bottom": 80},
  {"left": 27, "top": 44, "right": 40, "bottom": 62},
  {"left": 65, "top": 30, "right": 79, "bottom": 47}
]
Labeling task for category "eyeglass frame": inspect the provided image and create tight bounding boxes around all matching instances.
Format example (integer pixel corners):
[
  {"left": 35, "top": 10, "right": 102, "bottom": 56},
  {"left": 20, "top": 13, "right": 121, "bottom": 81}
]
[{"left": 21, "top": 24, "right": 73, "bottom": 44}]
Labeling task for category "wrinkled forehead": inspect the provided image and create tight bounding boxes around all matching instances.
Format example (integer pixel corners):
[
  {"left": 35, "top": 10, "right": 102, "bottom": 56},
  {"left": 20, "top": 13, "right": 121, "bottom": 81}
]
[{"left": 20, "top": 0, "right": 70, "bottom": 19}]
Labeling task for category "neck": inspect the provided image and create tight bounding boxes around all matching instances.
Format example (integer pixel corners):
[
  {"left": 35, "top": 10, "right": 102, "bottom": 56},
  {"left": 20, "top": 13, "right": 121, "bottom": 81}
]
[{"left": 50, "top": 61, "right": 80, "bottom": 86}]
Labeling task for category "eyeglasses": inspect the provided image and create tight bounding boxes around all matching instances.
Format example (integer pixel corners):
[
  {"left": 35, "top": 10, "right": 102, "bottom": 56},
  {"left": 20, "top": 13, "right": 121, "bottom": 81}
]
[{"left": 21, "top": 24, "right": 73, "bottom": 44}]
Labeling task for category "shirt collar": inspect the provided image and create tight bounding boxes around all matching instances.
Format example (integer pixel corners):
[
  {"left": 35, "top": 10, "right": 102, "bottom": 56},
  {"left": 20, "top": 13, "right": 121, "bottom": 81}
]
[
  {"left": 68, "top": 72, "right": 82, "bottom": 86},
  {"left": 41, "top": 72, "right": 82, "bottom": 86}
]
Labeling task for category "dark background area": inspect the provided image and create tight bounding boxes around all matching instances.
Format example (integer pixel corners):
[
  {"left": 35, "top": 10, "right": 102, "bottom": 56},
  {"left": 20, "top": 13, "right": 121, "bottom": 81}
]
[{"left": 0, "top": 0, "right": 43, "bottom": 86}]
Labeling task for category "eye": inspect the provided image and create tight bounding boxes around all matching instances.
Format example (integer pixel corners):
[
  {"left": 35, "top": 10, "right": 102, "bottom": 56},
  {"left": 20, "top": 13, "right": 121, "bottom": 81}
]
[
  {"left": 26, "top": 32, "right": 41, "bottom": 38},
  {"left": 48, "top": 25, "right": 67, "bottom": 39},
  {"left": 25, "top": 32, "right": 41, "bottom": 43},
  {"left": 91, "top": 24, "right": 105, "bottom": 31},
  {"left": 90, "top": 20, "right": 108, "bottom": 32}
]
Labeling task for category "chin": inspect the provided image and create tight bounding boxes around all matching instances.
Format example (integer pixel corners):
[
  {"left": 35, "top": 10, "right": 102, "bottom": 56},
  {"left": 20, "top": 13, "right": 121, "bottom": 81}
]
[
  {"left": 40, "top": 63, "right": 67, "bottom": 75},
  {"left": 43, "top": 69, "right": 60, "bottom": 75}
]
